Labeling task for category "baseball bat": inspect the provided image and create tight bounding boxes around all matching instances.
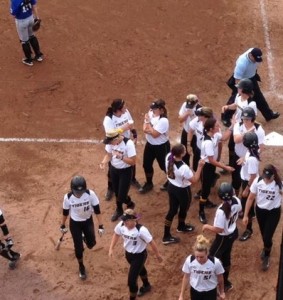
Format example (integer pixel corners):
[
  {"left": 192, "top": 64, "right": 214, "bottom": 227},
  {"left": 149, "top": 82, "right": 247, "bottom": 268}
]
[{"left": 55, "top": 232, "right": 66, "bottom": 251}]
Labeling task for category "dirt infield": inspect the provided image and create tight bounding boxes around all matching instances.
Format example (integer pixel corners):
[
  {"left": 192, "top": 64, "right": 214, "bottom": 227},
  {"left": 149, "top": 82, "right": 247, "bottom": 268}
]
[{"left": 1, "top": 1, "right": 282, "bottom": 299}]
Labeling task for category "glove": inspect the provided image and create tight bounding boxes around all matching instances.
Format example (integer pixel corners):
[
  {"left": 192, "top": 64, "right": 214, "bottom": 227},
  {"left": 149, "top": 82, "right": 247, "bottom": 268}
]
[
  {"left": 5, "top": 237, "right": 14, "bottom": 249},
  {"left": 60, "top": 225, "right": 68, "bottom": 234},
  {"left": 98, "top": 225, "right": 105, "bottom": 237},
  {"left": 32, "top": 18, "right": 41, "bottom": 32}
]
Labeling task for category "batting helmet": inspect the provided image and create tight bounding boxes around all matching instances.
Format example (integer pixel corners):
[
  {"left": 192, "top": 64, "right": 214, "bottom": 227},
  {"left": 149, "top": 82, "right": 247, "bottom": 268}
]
[
  {"left": 243, "top": 131, "right": 258, "bottom": 148},
  {"left": 241, "top": 107, "right": 256, "bottom": 121},
  {"left": 236, "top": 78, "right": 254, "bottom": 94},
  {"left": 218, "top": 182, "right": 234, "bottom": 201},
  {"left": 71, "top": 176, "right": 87, "bottom": 193}
]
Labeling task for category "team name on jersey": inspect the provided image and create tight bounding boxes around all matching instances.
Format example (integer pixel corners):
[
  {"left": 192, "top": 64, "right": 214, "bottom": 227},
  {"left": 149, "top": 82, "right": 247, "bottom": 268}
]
[
  {"left": 71, "top": 201, "right": 90, "bottom": 208},
  {"left": 192, "top": 270, "right": 212, "bottom": 275},
  {"left": 258, "top": 189, "right": 275, "bottom": 196},
  {"left": 122, "top": 234, "right": 137, "bottom": 241},
  {"left": 114, "top": 119, "right": 128, "bottom": 127}
]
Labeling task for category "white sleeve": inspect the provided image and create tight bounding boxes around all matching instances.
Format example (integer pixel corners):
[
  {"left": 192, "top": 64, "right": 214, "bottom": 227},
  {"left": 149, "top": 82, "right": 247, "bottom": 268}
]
[
  {"left": 214, "top": 258, "right": 225, "bottom": 275},
  {"left": 256, "top": 126, "right": 265, "bottom": 145},
  {"left": 126, "top": 140, "right": 136, "bottom": 157},
  {"left": 179, "top": 102, "right": 187, "bottom": 116},
  {"left": 182, "top": 256, "right": 191, "bottom": 274},
  {"left": 139, "top": 226, "right": 153, "bottom": 243},
  {"left": 89, "top": 190, "right": 100, "bottom": 206},
  {"left": 62, "top": 194, "right": 70, "bottom": 210},
  {"left": 154, "top": 118, "right": 169, "bottom": 134},
  {"left": 103, "top": 116, "right": 115, "bottom": 132},
  {"left": 114, "top": 222, "right": 123, "bottom": 235}
]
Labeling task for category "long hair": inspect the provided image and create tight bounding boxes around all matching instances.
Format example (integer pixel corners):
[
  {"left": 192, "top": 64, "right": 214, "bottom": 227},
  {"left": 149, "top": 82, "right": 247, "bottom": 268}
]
[
  {"left": 203, "top": 117, "right": 217, "bottom": 137},
  {"left": 264, "top": 164, "right": 282, "bottom": 190},
  {"left": 167, "top": 144, "right": 185, "bottom": 179},
  {"left": 221, "top": 201, "right": 232, "bottom": 219},
  {"left": 105, "top": 98, "right": 125, "bottom": 117},
  {"left": 249, "top": 145, "right": 261, "bottom": 161}
]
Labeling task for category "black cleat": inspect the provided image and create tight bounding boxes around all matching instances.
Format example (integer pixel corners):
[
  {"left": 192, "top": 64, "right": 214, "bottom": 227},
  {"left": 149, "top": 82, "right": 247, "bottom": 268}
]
[
  {"left": 162, "top": 236, "right": 180, "bottom": 245},
  {"left": 79, "top": 264, "right": 87, "bottom": 280},
  {"left": 177, "top": 224, "right": 195, "bottom": 233},
  {"left": 137, "top": 284, "right": 152, "bottom": 297},
  {"left": 239, "top": 229, "right": 252, "bottom": 241},
  {"left": 111, "top": 210, "right": 123, "bottom": 222},
  {"left": 199, "top": 211, "right": 207, "bottom": 224},
  {"left": 138, "top": 183, "right": 153, "bottom": 194}
]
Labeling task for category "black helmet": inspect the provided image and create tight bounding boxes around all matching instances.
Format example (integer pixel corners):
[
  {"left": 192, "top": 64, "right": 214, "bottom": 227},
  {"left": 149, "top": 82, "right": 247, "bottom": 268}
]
[
  {"left": 236, "top": 78, "right": 253, "bottom": 94},
  {"left": 218, "top": 182, "right": 234, "bottom": 201},
  {"left": 241, "top": 107, "right": 256, "bottom": 121},
  {"left": 71, "top": 176, "right": 87, "bottom": 193},
  {"left": 243, "top": 132, "right": 258, "bottom": 148}
]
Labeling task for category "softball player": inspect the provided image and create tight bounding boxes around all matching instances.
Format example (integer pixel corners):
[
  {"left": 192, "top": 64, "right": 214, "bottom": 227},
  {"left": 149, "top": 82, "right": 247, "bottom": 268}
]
[
  {"left": 103, "top": 99, "right": 140, "bottom": 201},
  {"left": 60, "top": 176, "right": 105, "bottom": 280},
  {"left": 109, "top": 209, "right": 163, "bottom": 300},
  {"left": 238, "top": 132, "right": 260, "bottom": 242},
  {"left": 231, "top": 107, "right": 265, "bottom": 195},
  {"left": 179, "top": 234, "right": 225, "bottom": 300},
  {"left": 139, "top": 99, "right": 170, "bottom": 193},
  {"left": 162, "top": 143, "right": 205, "bottom": 245},
  {"left": 203, "top": 182, "right": 242, "bottom": 293},
  {"left": 199, "top": 118, "right": 234, "bottom": 224},
  {"left": 100, "top": 129, "right": 136, "bottom": 221},
  {"left": 243, "top": 164, "right": 282, "bottom": 271},
  {"left": 10, "top": 0, "right": 43, "bottom": 66},
  {"left": 0, "top": 208, "right": 21, "bottom": 269},
  {"left": 178, "top": 94, "right": 201, "bottom": 166}
]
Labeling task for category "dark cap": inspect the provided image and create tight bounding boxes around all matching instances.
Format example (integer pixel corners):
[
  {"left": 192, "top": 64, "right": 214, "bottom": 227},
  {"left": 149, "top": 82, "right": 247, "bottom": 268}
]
[
  {"left": 103, "top": 130, "right": 121, "bottom": 144},
  {"left": 251, "top": 48, "right": 263, "bottom": 63},
  {"left": 150, "top": 99, "right": 166, "bottom": 110},
  {"left": 185, "top": 94, "right": 198, "bottom": 109},
  {"left": 121, "top": 212, "right": 138, "bottom": 221},
  {"left": 262, "top": 166, "right": 274, "bottom": 179},
  {"left": 195, "top": 106, "right": 213, "bottom": 118}
]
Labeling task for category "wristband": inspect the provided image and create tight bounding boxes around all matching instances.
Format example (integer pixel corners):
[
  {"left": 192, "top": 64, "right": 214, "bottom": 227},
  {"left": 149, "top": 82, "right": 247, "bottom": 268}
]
[
  {"left": 131, "top": 129, "right": 137, "bottom": 139},
  {"left": 1, "top": 224, "right": 9, "bottom": 236}
]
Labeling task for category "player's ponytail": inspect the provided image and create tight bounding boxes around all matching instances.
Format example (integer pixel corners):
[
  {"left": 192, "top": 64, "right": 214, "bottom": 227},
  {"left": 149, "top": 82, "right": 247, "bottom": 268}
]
[{"left": 167, "top": 144, "right": 185, "bottom": 179}]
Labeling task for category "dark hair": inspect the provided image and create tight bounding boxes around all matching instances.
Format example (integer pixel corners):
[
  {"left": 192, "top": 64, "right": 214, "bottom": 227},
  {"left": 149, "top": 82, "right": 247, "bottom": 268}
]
[
  {"left": 105, "top": 98, "right": 125, "bottom": 117},
  {"left": 203, "top": 118, "right": 217, "bottom": 136},
  {"left": 264, "top": 164, "right": 282, "bottom": 190},
  {"left": 222, "top": 201, "right": 232, "bottom": 219},
  {"left": 167, "top": 144, "right": 185, "bottom": 179}
]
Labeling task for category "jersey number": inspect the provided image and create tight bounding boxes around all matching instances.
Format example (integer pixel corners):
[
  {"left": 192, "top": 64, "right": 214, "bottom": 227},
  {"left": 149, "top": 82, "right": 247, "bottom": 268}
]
[{"left": 84, "top": 205, "right": 90, "bottom": 212}]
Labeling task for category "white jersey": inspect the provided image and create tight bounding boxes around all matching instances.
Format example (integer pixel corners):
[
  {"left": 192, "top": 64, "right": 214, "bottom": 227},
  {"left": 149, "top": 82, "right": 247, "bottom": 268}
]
[
  {"left": 189, "top": 118, "right": 204, "bottom": 149},
  {"left": 146, "top": 115, "right": 169, "bottom": 145},
  {"left": 105, "top": 138, "right": 136, "bottom": 169},
  {"left": 233, "top": 122, "right": 265, "bottom": 157},
  {"left": 250, "top": 177, "right": 282, "bottom": 210},
  {"left": 178, "top": 102, "right": 197, "bottom": 132},
  {"left": 213, "top": 197, "right": 242, "bottom": 235},
  {"left": 200, "top": 133, "right": 222, "bottom": 163},
  {"left": 63, "top": 189, "right": 100, "bottom": 222},
  {"left": 240, "top": 152, "right": 259, "bottom": 181},
  {"left": 182, "top": 255, "right": 224, "bottom": 292},
  {"left": 234, "top": 94, "right": 257, "bottom": 123},
  {"left": 114, "top": 221, "right": 153, "bottom": 253},
  {"left": 103, "top": 109, "right": 133, "bottom": 139},
  {"left": 165, "top": 153, "right": 194, "bottom": 187}
]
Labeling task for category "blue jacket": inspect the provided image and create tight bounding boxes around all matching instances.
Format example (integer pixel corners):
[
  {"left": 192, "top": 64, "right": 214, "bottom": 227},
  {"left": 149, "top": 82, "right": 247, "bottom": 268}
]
[{"left": 10, "top": 0, "right": 37, "bottom": 19}]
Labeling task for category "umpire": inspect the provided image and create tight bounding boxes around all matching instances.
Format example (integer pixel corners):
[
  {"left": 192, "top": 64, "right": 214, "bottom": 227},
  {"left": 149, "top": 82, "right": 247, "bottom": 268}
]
[{"left": 223, "top": 47, "right": 279, "bottom": 124}]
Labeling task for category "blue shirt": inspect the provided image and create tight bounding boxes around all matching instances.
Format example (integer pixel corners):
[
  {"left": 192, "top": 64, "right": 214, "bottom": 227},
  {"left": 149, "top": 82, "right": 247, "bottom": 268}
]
[
  {"left": 234, "top": 48, "right": 261, "bottom": 79},
  {"left": 10, "top": 0, "right": 36, "bottom": 20}
]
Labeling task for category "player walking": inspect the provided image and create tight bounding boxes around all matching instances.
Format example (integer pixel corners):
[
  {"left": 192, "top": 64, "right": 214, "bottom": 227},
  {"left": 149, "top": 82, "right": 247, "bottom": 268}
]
[
  {"left": 100, "top": 129, "right": 136, "bottom": 221},
  {"left": 109, "top": 209, "right": 163, "bottom": 300},
  {"left": 243, "top": 164, "right": 282, "bottom": 271},
  {"left": 162, "top": 143, "right": 205, "bottom": 245},
  {"left": 10, "top": 0, "right": 43, "bottom": 66},
  {"left": 203, "top": 182, "right": 242, "bottom": 293},
  {"left": 178, "top": 234, "right": 225, "bottom": 300},
  {"left": 139, "top": 99, "right": 170, "bottom": 193},
  {"left": 60, "top": 176, "right": 105, "bottom": 280},
  {"left": 0, "top": 208, "right": 21, "bottom": 269}
]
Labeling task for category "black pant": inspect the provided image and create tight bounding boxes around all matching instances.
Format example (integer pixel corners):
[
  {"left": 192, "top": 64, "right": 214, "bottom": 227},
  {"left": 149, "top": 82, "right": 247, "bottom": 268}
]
[
  {"left": 190, "top": 286, "right": 217, "bottom": 300},
  {"left": 110, "top": 165, "right": 132, "bottom": 206},
  {"left": 70, "top": 216, "right": 96, "bottom": 260},
  {"left": 256, "top": 205, "right": 281, "bottom": 253},
  {"left": 201, "top": 163, "right": 216, "bottom": 199},
  {"left": 210, "top": 229, "right": 238, "bottom": 285},
  {"left": 180, "top": 129, "right": 197, "bottom": 167},
  {"left": 142, "top": 141, "right": 170, "bottom": 176},
  {"left": 241, "top": 180, "right": 254, "bottom": 231},
  {"left": 166, "top": 183, "right": 192, "bottom": 223},
  {"left": 231, "top": 152, "right": 242, "bottom": 191},
  {"left": 250, "top": 75, "right": 274, "bottom": 120},
  {"left": 125, "top": 250, "right": 148, "bottom": 296}
]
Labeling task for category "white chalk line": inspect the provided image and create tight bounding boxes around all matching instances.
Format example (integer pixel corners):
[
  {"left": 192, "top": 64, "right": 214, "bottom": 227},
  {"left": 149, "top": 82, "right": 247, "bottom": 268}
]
[
  {"left": 259, "top": 0, "right": 283, "bottom": 99},
  {"left": 0, "top": 137, "right": 101, "bottom": 144}
]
